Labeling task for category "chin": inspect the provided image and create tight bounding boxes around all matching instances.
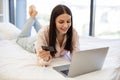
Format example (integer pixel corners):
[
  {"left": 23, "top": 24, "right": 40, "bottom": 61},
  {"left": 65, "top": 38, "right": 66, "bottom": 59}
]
[
  {"left": 61, "top": 32, "right": 67, "bottom": 34},
  {"left": 61, "top": 30, "right": 68, "bottom": 34}
]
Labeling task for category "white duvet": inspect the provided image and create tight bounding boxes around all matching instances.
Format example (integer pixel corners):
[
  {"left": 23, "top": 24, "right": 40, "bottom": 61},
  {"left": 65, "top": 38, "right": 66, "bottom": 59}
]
[{"left": 0, "top": 36, "right": 120, "bottom": 80}]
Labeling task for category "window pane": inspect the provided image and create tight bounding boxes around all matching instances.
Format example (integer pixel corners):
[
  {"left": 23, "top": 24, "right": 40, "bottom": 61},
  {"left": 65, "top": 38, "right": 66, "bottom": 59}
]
[
  {"left": 27, "top": 0, "right": 90, "bottom": 36},
  {"left": 95, "top": 0, "right": 120, "bottom": 39}
]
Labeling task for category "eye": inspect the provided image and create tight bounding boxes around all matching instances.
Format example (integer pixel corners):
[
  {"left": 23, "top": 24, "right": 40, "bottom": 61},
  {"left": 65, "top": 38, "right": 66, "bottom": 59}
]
[
  {"left": 67, "top": 21, "right": 71, "bottom": 23},
  {"left": 67, "top": 20, "right": 71, "bottom": 23},
  {"left": 58, "top": 21, "right": 64, "bottom": 24}
]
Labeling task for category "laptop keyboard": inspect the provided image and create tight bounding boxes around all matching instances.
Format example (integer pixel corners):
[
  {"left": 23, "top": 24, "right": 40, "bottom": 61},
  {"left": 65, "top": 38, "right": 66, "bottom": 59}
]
[{"left": 61, "top": 70, "right": 69, "bottom": 75}]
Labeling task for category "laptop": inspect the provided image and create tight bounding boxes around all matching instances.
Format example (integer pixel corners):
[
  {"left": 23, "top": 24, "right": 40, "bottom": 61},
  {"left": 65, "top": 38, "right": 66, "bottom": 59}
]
[{"left": 53, "top": 47, "right": 109, "bottom": 77}]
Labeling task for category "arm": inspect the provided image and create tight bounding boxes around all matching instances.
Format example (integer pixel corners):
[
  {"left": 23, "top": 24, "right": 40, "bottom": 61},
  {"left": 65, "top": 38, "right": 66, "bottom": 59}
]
[
  {"left": 35, "top": 26, "right": 52, "bottom": 66},
  {"left": 71, "top": 29, "right": 80, "bottom": 58}
]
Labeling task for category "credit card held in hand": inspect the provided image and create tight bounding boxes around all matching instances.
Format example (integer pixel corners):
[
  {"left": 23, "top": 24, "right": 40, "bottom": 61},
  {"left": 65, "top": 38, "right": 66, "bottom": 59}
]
[{"left": 41, "top": 46, "right": 55, "bottom": 52}]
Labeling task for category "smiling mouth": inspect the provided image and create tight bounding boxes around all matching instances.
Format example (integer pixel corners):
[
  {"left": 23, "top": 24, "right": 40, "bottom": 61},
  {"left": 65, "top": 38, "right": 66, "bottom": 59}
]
[{"left": 61, "top": 28, "right": 68, "bottom": 31}]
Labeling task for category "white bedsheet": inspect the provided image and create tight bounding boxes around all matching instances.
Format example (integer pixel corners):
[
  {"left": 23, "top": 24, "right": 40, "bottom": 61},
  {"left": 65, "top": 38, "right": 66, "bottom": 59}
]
[{"left": 0, "top": 36, "right": 120, "bottom": 80}]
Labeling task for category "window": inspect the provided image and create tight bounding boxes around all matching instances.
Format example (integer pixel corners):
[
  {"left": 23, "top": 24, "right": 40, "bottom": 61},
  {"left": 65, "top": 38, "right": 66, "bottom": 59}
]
[
  {"left": 26, "top": 0, "right": 90, "bottom": 36},
  {"left": 95, "top": 0, "right": 120, "bottom": 39}
]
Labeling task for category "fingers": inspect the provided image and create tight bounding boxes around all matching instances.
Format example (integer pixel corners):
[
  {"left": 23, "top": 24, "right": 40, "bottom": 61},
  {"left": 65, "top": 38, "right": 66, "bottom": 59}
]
[
  {"left": 37, "top": 57, "right": 50, "bottom": 67},
  {"left": 38, "top": 50, "right": 52, "bottom": 62},
  {"left": 39, "top": 50, "right": 48, "bottom": 58},
  {"left": 44, "top": 56, "right": 50, "bottom": 62}
]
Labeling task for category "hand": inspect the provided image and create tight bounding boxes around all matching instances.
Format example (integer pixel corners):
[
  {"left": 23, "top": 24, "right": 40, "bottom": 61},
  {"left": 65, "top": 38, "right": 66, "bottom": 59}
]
[
  {"left": 37, "top": 57, "right": 51, "bottom": 67},
  {"left": 38, "top": 50, "right": 52, "bottom": 62}
]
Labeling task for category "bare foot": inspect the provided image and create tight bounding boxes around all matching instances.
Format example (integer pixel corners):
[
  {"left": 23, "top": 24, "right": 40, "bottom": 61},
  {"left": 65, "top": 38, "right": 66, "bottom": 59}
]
[
  {"left": 31, "top": 9, "right": 38, "bottom": 19},
  {"left": 29, "top": 5, "right": 37, "bottom": 18},
  {"left": 29, "top": 5, "right": 35, "bottom": 16}
]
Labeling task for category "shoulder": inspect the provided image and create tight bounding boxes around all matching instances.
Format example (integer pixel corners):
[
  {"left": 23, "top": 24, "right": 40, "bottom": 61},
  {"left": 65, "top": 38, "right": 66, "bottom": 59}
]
[
  {"left": 38, "top": 25, "right": 49, "bottom": 32},
  {"left": 72, "top": 27, "right": 80, "bottom": 41},
  {"left": 38, "top": 25, "right": 49, "bottom": 35},
  {"left": 37, "top": 25, "right": 50, "bottom": 42},
  {"left": 73, "top": 28, "right": 79, "bottom": 36}
]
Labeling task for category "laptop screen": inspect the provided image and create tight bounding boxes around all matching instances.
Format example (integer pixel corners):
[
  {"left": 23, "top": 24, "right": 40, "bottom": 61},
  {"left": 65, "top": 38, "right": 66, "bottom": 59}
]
[{"left": 53, "top": 47, "right": 109, "bottom": 77}]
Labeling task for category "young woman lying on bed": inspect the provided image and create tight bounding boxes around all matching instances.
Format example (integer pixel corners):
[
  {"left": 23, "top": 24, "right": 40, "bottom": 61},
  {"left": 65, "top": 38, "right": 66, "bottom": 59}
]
[{"left": 16, "top": 5, "right": 80, "bottom": 66}]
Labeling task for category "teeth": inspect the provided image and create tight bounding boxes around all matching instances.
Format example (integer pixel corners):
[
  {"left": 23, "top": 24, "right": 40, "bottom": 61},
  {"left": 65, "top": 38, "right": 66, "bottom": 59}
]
[{"left": 62, "top": 28, "right": 66, "bottom": 30}]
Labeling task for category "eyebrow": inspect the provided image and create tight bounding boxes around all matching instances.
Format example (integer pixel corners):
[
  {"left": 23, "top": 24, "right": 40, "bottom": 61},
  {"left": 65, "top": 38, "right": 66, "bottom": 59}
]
[{"left": 58, "top": 18, "right": 71, "bottom": 21}]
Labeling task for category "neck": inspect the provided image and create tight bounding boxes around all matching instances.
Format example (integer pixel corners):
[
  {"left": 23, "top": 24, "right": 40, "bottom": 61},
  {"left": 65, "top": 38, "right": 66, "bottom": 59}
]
[
  {"left": 56, "top": 32, "right": 65, "bottom": 47},
  {"left": 56, "top": 30, "right": 65, "bottom": 38}
]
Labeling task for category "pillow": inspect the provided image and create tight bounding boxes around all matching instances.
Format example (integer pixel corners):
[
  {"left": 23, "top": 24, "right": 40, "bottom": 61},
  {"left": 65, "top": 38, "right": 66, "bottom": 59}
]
[{"left": 0, "top": 22, "right": 21, "bottom": 40}]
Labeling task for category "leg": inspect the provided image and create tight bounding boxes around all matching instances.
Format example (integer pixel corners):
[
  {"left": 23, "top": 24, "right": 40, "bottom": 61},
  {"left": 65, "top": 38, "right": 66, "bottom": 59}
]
[
  {"left": 16, "top": 18, "right": 41, "bottom": 53},
  {"left": 29, "top": 5, "right": 42, "bottom": 32},
  {"left": 16, "top": 36, "right": 36, "bottom": 53},
  {"left": 33, "top": 18, "right": 42, "bottom": 32},
  {"left": 16, "top": 5, "right": 39, "bottom": 53},
  {"left": 16, "top": 18, "right": 36, "bottom": 53},
  {"left": 18, "top": 18, "right": 35, "bottom": 38},
  {"left": 18, "top": 5, "right": 37, "bottom": 38}
]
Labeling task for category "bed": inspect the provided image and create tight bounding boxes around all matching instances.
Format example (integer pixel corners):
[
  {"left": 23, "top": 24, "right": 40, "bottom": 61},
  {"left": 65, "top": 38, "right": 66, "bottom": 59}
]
[{"left": 0, "top": 22, "right": 120, "bottom": 80}]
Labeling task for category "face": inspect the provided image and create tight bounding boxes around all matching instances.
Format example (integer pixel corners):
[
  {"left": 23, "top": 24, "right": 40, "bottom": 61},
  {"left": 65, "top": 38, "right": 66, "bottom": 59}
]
[{"left": 55, "top": 13, "right": 71, "bottom": 35}]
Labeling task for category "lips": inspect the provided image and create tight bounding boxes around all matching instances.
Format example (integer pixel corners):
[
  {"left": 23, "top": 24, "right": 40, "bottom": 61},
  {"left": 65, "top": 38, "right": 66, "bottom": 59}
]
[{"left": 61, "top": 28, "right": 68, "bottom": 32}]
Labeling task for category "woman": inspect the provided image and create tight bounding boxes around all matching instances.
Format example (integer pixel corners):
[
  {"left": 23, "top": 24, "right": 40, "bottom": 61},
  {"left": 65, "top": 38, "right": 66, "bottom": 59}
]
[{"left": 17, "top": 4, "right": 80, "bottom": 66}]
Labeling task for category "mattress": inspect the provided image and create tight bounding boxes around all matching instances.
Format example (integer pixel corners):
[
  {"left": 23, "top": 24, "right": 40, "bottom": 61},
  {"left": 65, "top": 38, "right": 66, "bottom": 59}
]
[{"left": 0, "top": 36, "right": 120, "bottom": 80}]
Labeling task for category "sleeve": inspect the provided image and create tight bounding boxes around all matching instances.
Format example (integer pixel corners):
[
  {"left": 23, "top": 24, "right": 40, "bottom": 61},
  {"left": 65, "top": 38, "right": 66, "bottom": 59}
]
[
  {"left": 71, "top": 28, "right": 80, "bottom": 55},
  {"left": 34, "top": 26, "right": 49, "bottom": 55}
]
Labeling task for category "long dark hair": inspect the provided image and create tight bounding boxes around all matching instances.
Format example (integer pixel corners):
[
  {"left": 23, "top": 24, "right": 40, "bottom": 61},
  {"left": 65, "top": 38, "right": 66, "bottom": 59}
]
[{"left": 49, "top": 4, "right": 73, "bottom": 57}]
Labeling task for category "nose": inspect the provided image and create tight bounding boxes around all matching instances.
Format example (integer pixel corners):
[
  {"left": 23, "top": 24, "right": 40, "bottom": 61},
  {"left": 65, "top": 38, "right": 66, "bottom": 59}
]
[{"left": 63, "top": 22, "right": 68, "bottom": 28}]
